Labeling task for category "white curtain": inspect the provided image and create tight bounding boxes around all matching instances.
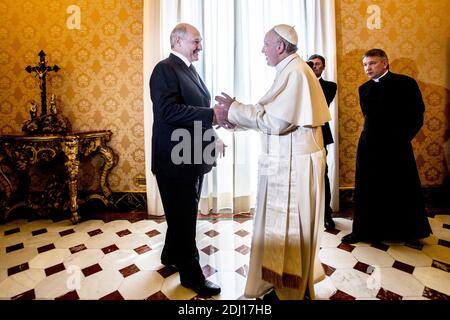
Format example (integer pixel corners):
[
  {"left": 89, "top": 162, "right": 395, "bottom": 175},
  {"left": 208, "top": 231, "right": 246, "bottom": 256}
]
[
  {"left": 144, "top": 0, "right": 339, "bottom": 216},
  {"left": 143, "top": 0, "right": 164, "bottom": 216}
]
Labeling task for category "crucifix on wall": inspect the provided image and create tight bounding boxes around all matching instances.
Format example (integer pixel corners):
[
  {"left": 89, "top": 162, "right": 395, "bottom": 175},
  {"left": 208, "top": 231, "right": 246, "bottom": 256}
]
[
  {"left": 25, "top": 50, "right": 60, "bottom": 116},
  {"left": 23, "top": 51, "right": 71, "bottom": 134}
]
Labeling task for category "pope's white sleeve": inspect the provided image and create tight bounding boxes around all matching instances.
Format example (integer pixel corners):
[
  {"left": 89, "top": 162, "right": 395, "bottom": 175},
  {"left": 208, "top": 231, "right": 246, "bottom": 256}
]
[{"left": 229, "top": 100, "right": 297, "bottom": 135}]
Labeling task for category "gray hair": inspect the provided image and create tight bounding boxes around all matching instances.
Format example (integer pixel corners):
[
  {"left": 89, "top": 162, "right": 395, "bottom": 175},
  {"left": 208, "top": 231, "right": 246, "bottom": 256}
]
[
  {"left": 170, "top": 23, "right": 189, "bottom": 49},
  {"left": 272, "top": 30, "right": 298, "bottom": 54}
]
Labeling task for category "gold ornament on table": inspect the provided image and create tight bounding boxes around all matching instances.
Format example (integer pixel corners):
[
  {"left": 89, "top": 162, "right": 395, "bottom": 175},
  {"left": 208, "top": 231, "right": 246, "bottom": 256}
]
[{"left": 22, "top": 50, "right": 71, "bottom": 134}]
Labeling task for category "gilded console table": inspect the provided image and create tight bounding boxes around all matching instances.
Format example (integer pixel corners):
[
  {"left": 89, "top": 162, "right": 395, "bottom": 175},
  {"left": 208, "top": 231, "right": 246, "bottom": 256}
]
[{"left": 0, "top": 130, "right": 118, "bottom": 224}]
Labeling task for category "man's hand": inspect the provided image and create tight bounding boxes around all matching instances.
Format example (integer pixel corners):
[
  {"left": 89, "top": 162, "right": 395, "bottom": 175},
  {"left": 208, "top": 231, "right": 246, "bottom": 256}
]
[
  {"left": 213, "top": 104, "right": 235, "bottom": 129},
  {"left": 215, "top": 92, "right": 235, "bottom": 108},
  {"left": 215, "top": 138, "right": 227, "bottom": 158},
  {"left": 213, "top": 92, "right": 236, "bottom": 129}
]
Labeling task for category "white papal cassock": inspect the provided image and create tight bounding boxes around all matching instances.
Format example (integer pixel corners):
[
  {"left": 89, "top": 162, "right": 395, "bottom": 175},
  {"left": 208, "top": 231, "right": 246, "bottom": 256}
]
[{"left": 228, "top": 53, "right": 331, "bottom": 300}]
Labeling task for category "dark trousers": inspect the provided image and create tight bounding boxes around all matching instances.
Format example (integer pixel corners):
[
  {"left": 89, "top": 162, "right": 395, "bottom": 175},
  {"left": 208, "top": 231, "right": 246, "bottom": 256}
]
[
  {"left": 155, "top": 173, "right": 205, "bottom": 285},
  {"left": 324, "top": 148, "right": 333, "bottom": 219}
]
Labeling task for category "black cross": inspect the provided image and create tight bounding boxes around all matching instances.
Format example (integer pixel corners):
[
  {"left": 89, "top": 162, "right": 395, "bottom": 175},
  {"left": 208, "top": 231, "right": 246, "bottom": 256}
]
[{"left": 25, "top": 50, "right": 60, "bottom": 116}]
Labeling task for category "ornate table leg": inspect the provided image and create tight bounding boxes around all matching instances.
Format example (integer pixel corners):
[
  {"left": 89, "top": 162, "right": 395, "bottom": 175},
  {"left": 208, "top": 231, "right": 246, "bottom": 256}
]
[
  {"left": 98, "top": 145, "right": 118, "bottom": 199},
  {"left": 0, "top": 153, "right": 14, "bottom": 221},
  {"left": 62, "top": 137, "right": 80, "bottom": 224}
]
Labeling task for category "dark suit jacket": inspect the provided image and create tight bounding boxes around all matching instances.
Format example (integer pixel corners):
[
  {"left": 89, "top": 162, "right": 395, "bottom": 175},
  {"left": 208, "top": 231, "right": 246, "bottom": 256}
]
[
  {"left": 150, "top": 54, "right": 215, "bottom": 178},
  {"left": 319, "top": 78, "right": 337, "bottom": 146}
]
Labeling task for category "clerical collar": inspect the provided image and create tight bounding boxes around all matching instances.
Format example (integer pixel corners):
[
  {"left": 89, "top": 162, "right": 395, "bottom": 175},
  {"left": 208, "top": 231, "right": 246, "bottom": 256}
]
[
  {"left": 171, "top": 50, "right": 191, "bottom": 67},
  {"left": 276, "top": 53, "right": 298, "bottom": 73},
  {"left": 373, "top": 70, "right": 389, "bottom": 82}
]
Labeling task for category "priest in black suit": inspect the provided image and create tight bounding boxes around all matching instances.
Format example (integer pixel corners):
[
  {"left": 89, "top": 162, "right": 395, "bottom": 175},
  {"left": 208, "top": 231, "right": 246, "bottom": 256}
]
[
  {"left": 342, "top": 48, "right": 431, "bottom": 244},
  {"left": 149, "top": 23, "right": 230, "bottom": 296},
  {"left": 308, "top": 54, "right": 337, "bottom": 230}
]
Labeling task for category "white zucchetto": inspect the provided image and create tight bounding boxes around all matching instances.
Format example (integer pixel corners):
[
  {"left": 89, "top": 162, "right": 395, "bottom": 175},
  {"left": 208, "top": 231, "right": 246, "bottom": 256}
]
[{"left": 273, "top": 24, "right": 298, "bottom": 45}]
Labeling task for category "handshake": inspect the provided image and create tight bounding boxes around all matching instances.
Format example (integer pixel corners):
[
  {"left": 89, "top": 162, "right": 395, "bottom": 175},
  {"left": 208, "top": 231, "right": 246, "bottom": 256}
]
[{"left": 213, "top": 92, "right": 236, "bottom": 130}]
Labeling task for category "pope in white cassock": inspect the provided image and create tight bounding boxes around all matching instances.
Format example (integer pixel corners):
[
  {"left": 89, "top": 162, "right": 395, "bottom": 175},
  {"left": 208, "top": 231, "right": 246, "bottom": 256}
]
[{"left": 215, "top": 25, "right": 332, "bottom": 300}]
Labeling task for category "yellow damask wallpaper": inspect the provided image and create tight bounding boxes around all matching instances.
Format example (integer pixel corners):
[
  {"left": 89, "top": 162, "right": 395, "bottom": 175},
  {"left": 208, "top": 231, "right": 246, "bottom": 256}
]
[
  {"left": 336, "top": 0, "right": 450, "bottom": 187},
  {"left": 0, "top": 0, "right": 144, "bottom": 192}
]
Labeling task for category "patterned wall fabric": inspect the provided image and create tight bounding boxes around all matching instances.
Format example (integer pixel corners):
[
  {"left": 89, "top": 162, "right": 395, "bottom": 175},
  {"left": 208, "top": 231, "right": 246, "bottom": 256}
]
[
  {"left": 0, "top": 0, "right": 145, "bottom": 192},
  {"left": 335, "top": 0, "right": 450, "bottom": 187}
]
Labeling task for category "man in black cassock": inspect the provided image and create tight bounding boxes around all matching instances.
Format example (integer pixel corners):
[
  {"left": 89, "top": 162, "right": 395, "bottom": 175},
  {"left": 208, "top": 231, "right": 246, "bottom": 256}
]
[{"left": 342, "top": 48, "right": 432, "bottom": 244}]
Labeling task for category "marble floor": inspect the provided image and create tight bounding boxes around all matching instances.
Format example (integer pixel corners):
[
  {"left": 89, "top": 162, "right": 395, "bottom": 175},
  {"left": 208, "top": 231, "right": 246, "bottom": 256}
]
[{"left": 0, "top": 210, "right": 449, "bottom": 300}]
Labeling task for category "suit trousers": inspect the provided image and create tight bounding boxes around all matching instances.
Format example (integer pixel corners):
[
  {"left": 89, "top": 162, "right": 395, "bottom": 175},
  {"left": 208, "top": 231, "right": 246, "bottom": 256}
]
[
  {"left": 155, "top": 173, "right": 205, "bottom": 285},
  {"left": 324, "top": 148, "right": 333, "bottom": 218}
]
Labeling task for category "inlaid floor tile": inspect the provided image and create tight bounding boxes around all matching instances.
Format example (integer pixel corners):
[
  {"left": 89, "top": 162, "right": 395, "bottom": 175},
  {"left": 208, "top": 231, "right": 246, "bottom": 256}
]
[
  {"left": 422, "top": 286, "right": 450, "bottom": 300},
  {"left": 0, "top": 248, "right": 38, "bottom": 269},
  {"left": 64, "top": 248, "right": 105, "bottom": 270},
  {"left": 73, "top": 220, "right": 105, "bottom": 233},
  {"left": 0, "top": 211, "right": 449, "bottom": 301},
  {"left": 19, "top": 220, "right": 54, "bottom": 233},
  {"left": 119, "top": 270, "right": 164, "bottom": 299},
  {"left": 45, "top": 220, "right": 74, "bottom": 233},
  {"left": 77, "top": 269, "right": 123, "bottom": 300},
  {"left": 160, "top": 273, "right": 197, "bottom": 300},
  {"left": 31, "top": 228, "right": 47, "bottom": 236},
  {"left": 45, "top": 263, "right": 66, "bottom": 277},
  {"left": 23, "top": 232, "right": 60, "bottom": 248},
  {"left": 134, "top": 250, "right": 164, "bottom": 271},
  {"left": 146, "top": 290, "right": 169, "bottom": 300},
  {"left": 392, "top": 260, "right": 415, "bottom": 274},
  {"left": 115, "top": 233, "right": 152, "bottom": 250},
  {"left": 11, "top": 289, "right": 36, "bottom": 300},
  {"left": 422, "top": 244, "right": 450, "bottom": 264},
  {"left": 379, "top": 268, "right": 425, "bottom": 297},
  {"left": 100, "top": 290, "right": 124, "bottom": 300},
  {"left": 34, "top": 269, "right": 79, "bottom": 299},
  {"left": 54, "top": 232, "right": 90, "bottom": 249},
  {"left": 319, "top": 247, "right": 358, "bottom": 269},
  {"left": 352, "top": 246, "right": 395, "bottom": 267},
  {"left": 128, "top": 220, "right": 158, "bottom": 234},
  {"left": 29, "top": 248, "right": 71, "bottom": 269},
  {"left": 55, "top": 290, "right": 80, "bottom": 300},
  {"left": 387, "top": 245, "right": 433, "bottom": 267},
  {"left": 98, "top": 249, "right": 138, "bottom": 271},
  {"left": 0, "top": 268, "right": 45, "bottom": 299},
  {"left": 100, "top": 220, "right": 132, "bottom": 234},
  {"left": 413, "top": 267, "right": 450, "bottom": 296},
  {"left": 0, "top": 233, "right": 32, "bottom": 249},
  {"left": 82, "top": 263, "right": 102, "bottom": 277},
  {"left": 84, "top": 232, "right": 120, "bottom": 249},
  {"left": 207, "top": 270, "right": 246, "bottom": 300},
  {"left": 314, "top": 276, "right": 337, "bottom": 300},
  {"left": 330, "top": 268, "right": 379, "bottom": 299}
]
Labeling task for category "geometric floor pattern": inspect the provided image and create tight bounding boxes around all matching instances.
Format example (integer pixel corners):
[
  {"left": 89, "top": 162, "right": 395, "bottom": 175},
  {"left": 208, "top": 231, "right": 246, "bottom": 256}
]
[{"left": 0, "top": 212, "right": 449, "bottom": 300}]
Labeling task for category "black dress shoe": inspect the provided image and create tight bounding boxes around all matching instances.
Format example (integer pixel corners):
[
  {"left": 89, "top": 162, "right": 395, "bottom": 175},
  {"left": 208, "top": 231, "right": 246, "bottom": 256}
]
[
  {"left": 182, "top": 279, "right": 221, "bottom": 296},
  {"left": 324, "top": 216, "right": 335, "bottom": 230},
  {"left": 262, "top": 289, "right": 279, "bottom": 301},
  {"left": 341, "top": 233, "right": 360, "bottom": 244},
  {"left": 161, "top": 258, "right": 178, "bottom": 270}
]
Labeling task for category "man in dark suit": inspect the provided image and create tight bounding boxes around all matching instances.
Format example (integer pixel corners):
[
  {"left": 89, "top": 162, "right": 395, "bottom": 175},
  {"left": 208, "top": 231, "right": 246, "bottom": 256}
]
[
  {"left": 149, "top": 23, "right": 228, "bottom": 296},
  {"left": 342, "top": 48, "right": 431, "bottom": 244},
  {"left": 308, "top": 54, "right": 337, "bottom": 230}
]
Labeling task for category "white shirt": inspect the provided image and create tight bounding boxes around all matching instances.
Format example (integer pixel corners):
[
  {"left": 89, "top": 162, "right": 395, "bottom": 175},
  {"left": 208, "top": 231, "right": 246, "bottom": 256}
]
[
  {"left": 373, "top": 70, "right": 389, "bottom": 82},
  {"left": 171, "top": 50, "right": 191, "bottom": 67}
]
